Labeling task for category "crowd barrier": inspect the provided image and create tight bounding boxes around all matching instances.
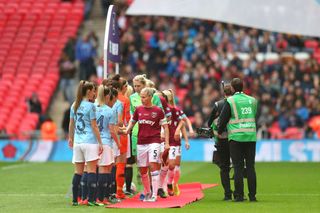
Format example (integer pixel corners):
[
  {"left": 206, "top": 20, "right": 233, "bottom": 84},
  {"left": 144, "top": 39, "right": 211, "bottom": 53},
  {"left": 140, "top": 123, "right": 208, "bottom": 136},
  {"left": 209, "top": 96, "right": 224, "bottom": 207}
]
[{"left": 0, "top": 139, "right": 319, "bottom": 162}]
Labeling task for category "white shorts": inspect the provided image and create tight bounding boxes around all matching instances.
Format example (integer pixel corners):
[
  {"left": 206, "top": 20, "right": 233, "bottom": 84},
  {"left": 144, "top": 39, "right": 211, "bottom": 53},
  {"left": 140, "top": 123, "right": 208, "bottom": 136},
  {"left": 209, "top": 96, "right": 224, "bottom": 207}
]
[
  {"left": 113, "top": 143, "right": 120, "bottom": 158},
  {"left": 98, "top": 144, "right": 114, "bottom": 166},
  {"left": 72, "top": 143, "right": 100, "bottom": 164},
  {"left": 137, "top": 143, "right": 161, "bottom": 167},
  {"left": 169, "top": 146, "right": 181, "bottom": 160},
  {"left": 127, "top": 136, "right": 131, "bottom": 158}
]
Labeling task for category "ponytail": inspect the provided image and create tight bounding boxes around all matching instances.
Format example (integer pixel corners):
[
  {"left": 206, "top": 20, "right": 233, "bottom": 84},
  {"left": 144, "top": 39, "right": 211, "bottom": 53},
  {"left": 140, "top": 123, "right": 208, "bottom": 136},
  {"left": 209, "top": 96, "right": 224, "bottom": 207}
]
[
  {"left": 112, "top": 74, "right": 128, "bottom": 90},
  {"left": 74, "top": 80, "right": 85, "bottom": 113},
  {"left": 73, "top": 80, "right": 94, "bottom": 113},
  {"left": 146, "top": 79, "right": 155, "bottom": 88},
  {"left": 97, "top": 85, "right": 109, "bottom": 106},
  {"left": 160, "top": 91, "right": 169, "bottom": 103},
  {"left": 162, "top": 89, "right": 175, "bottom": 106},
  {"left": 125, "top": 85, "right": 133, "bottom": 98},
  {"left": 109, "top": 87, "right": 118, "bottom": 102}
]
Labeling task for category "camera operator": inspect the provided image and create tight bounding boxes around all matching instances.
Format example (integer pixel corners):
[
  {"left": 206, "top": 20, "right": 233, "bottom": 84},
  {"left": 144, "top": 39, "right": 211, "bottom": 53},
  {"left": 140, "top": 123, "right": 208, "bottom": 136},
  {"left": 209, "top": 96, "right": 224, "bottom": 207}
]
[
  {"left": 207, "top": 83, "right": 233, "bottom": 201},
  {"left": 218, "top": 78, "right": 258, "bottom": 202}
]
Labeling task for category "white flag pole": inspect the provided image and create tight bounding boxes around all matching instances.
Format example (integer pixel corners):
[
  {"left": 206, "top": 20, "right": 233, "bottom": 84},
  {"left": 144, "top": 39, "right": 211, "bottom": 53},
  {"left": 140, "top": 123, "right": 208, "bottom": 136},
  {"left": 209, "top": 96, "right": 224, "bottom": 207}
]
[
  {"left": 103, "top": 5, "right": 114, "bottom": 79},
  {"left": 115, "top": 63, "right": 119, "bottom": 74}
]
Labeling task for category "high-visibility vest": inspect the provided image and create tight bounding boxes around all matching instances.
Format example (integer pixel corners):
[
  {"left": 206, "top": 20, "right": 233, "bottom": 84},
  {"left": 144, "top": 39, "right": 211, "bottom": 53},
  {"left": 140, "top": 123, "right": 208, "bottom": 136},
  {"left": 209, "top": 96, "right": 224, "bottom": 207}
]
[{"left": 227, "top": 92, "right": 257, "bottom": 142}]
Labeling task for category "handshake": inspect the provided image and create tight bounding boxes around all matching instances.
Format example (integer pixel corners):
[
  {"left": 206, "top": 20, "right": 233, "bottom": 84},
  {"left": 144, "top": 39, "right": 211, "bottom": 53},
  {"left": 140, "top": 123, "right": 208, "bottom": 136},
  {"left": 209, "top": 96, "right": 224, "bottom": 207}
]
[
  {"left": 196, "top": 127, "right": 215, "bottom": 138},
  {"left": 117, "top": 126, "right": 128, "bottom": 135}
]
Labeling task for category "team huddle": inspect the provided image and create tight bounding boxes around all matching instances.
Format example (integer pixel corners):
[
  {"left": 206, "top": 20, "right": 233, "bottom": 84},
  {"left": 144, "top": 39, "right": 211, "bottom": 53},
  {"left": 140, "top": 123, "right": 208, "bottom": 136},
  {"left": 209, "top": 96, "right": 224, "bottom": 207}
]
[{"left": 68, "top": 74, "right": 194, "bottom": 206}]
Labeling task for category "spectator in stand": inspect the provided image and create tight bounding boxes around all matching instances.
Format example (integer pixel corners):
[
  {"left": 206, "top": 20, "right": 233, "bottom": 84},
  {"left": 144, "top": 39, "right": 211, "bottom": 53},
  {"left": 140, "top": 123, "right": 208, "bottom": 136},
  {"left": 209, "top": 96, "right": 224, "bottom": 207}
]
[
  {"left": 87, "top": 31, "right": 99, "bottom": 52},
  {"left": 59, "top": 53, "right": 77, "bottom": 104},
  {"left": 62, "top": 106, "right": 71, "bottom": 139},
  {"left": 84, "top": 0, "right": 94, "bottom": 20},
  {"left": 0, "top": 129, "right": 10, "bottom": 140},
  {"left": 100, "top": 0, "right": 113, "bottom": 17},
  {"left": 63, "top": 37, "right": 76, "bottom": 62},
  {"left": 76, "top": 34, "right": 97, "bottom": 80},
  {"left": 27, "top": 92, "right": 44, "bottom": 128},
  {"left": 27, "top": 92, "right": 42, "bottom": 114}
]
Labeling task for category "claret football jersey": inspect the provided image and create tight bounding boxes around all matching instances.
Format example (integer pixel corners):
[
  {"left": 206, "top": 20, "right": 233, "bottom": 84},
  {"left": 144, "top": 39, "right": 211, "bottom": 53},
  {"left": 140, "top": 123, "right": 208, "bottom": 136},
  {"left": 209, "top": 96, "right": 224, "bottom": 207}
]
[{"left": 132, "top": 106, "right": 166, "bottom": 145}]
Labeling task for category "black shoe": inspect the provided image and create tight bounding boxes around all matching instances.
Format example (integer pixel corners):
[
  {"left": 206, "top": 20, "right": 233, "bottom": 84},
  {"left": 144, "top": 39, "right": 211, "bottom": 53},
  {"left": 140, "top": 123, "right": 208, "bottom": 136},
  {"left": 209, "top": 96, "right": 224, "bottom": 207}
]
[
  {"left": 234, "top": 197, "right": 244, "bottom": 202},
  {"left": 124, "top": 190, "right": 134, "bottom": 196},
  {"left": 157, "top": 188, "right": 167, "bottom": 198},
  {"left": 249, "top": 197, "right": 257, "bottom": 202},
  {"left": 223, "top": 196, "right": 232, "bottom": 201},
  {"left": 167, "top": 184, "right": 174, "bottom": 196},
  {"left": 108, "top": 194, "right": 121, "bottom": 203},
  {"left": 72, "top": 201, "right": 79, "bottom": 206}
]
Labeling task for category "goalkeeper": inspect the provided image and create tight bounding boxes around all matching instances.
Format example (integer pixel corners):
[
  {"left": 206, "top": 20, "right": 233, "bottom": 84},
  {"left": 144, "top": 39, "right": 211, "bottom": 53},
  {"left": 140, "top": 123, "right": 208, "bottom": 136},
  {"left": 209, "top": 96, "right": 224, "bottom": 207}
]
[{"left": 207, "top": 83, "right": 233, "bottom": 201}]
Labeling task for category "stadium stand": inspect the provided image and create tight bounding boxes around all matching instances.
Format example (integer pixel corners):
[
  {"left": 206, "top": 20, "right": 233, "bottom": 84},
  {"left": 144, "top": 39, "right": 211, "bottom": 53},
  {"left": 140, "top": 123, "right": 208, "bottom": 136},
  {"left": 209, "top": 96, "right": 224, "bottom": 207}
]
[
  {"left": 0, "top": 0, "right": 84, "bottom": 139},
  {"left": 114, "top": 2, "right": 320, "bottom": 139}
]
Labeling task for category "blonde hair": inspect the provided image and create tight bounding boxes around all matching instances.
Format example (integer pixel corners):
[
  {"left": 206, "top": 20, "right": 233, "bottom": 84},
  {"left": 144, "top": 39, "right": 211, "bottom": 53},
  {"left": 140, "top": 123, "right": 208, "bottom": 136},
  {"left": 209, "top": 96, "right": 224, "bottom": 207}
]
[
  {"left": 133, "top": 74, "right": 147, "bottom": 85},
  {"left": 125, "top": 85, "right": 133, "bottom": 98},
  {"left": 96, "top": 85, "right": 118, "bottom": 106},
  {"left": 141, "top": 87, "right": 156, "bottom": 97},
  {"left": 96, "top": 85, "right": 108, "bottom": 106},
  {"left": 162, "top": 89, "right": 175, "bottom": 106},
  {"left": 146, "top": 79, "right": 155, "bottom": 88},
  {"left": 74, "top": 80, "right": 95, "bottom": 113}
]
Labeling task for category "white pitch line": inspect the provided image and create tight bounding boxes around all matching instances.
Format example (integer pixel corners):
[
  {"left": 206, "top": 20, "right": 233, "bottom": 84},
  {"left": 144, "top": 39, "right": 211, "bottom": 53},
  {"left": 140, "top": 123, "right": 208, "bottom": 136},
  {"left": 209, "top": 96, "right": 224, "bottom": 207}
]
[
  {"left": 259, "top": 193, "right": 320, "bottom": 196},
  {"left": 0, "top": 193, "right": 64, "bottom": 197},
  {"left": 0, "top": 164, "right": 30, "bottom": 170}
]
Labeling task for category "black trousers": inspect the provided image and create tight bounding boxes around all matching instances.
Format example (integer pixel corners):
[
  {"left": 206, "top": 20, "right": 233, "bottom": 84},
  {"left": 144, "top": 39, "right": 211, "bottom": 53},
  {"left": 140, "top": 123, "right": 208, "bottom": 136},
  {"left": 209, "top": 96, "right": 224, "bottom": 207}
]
[
  {"left": 216, "top": 138, "right": 232, "bottom": 197},
  {"left": 229, "top": 140, "right": 256, "bottom": 200}
]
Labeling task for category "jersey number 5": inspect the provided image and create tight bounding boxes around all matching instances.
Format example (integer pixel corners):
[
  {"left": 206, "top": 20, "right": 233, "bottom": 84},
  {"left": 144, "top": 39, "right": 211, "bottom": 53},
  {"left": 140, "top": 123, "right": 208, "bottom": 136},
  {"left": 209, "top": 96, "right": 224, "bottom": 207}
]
[{"left": 153, "top": 149, "right": 158, "bottom": 159}]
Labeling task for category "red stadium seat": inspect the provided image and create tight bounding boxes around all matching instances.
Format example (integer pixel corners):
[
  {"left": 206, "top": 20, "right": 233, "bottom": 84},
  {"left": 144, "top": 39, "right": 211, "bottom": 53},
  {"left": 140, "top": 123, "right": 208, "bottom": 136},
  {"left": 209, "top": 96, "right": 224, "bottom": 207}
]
[
  {"left": 143, "top": 31, "right": 154, "bottom": 43},
  {"left": 2, "top": 72, "right": 15, "bottom": 80},
  {"left": 37, "top": 20, "right": 50, "bottom": 27},
  {"left": 33, "top": 2, "right": 45, "bottom": 9},
  {"left": 313, "top": 52, "right": 320, "bottom": 60},
  {"left": 304, "top": 40, "right": 318, "bottom": 49},
  {"left": 3, "top": 8, "right": 16, "bottom": 15},
  {"left": 176, "top": 89, "right": 189, "bottom": 103},
  {"left": 283, "top": 127, "right": 303, "bottom": 139},
  {"left": 40, "top": 14, "right": 53, "bottom": 22},
  {"left": 20, "top": 3, "right": 32, "bottom": 9},
  {"left": 17, "top": 8, "right": 29, "bottom": 15},
  {"left": 16, "top": 72, "right": 29, "bottom": 78}
]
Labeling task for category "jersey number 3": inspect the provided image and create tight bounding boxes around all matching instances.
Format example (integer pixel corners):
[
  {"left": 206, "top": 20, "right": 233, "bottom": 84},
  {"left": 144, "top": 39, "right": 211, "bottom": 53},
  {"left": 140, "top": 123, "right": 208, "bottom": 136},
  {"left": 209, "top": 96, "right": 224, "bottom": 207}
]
[{"left": 76, "top": 113, "right": 85, "bottom": 132}]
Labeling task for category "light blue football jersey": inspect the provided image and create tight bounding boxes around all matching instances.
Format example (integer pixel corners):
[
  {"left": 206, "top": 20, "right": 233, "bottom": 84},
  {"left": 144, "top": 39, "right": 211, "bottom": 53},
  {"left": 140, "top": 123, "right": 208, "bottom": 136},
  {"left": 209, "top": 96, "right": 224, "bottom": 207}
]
[
  {"left": 95, "top": 104, "right": 117, "bottom": 146},
  {"left": 70, "top": 100, "right": 97, "bottom": 144},
  {"left": 112, "top": 100, "right": 123, "bottom": 123}
]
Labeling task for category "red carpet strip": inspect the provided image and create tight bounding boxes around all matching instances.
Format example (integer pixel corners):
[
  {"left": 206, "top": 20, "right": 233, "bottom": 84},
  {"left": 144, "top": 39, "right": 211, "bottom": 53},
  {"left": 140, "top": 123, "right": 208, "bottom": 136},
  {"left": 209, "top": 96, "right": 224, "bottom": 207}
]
[{"left": 107, "top": 182, "right": 218, "bottom": 208}]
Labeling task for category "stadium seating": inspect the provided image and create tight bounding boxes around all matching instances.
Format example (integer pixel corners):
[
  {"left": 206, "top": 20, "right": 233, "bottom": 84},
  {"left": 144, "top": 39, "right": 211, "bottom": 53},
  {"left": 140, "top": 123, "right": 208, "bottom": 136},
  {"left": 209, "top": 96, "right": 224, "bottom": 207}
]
[
  {"left": 0, "top": 0, "right": 84, "bottom": 138},
  {"left": 304, "top": 39, "right": 318, "bottom": 50}
]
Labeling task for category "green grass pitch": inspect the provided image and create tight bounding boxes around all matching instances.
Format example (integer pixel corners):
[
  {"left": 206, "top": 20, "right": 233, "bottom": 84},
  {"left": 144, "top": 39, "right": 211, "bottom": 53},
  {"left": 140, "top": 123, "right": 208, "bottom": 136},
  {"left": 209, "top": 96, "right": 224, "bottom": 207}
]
[{"left": 0, "top": 162, "right": 319, "bottom": 213}]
